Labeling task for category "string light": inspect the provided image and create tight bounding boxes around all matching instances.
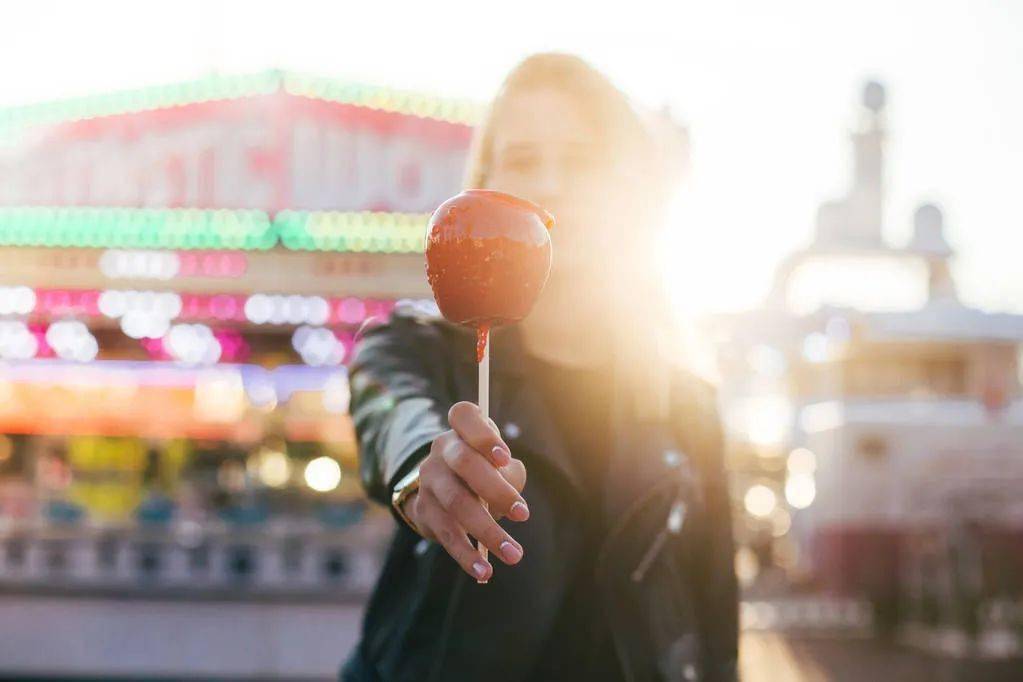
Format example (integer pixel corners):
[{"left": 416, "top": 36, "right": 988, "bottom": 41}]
[
  {"left": 99, "top": 250, "right": 179, "bottom": 280},
  {"left": 176, "top": 251, "right": 248, "bottom": 278},
  {"left": 29, "top": 287, "right": 408, "bottom": 326},
  {"left": 0, "top": 209, "right": 431, "bottom": 253},
  {"left": 336, "top": 297, "right": 367, "bottom": 325},
  {"left": 139, "top": 336, "right": 171, "bottom": 362},
  {"left": 291, "top": 326, "right": 346, "bottom": 366},
  {"left": 0, "top": 286, "right": 36, "bottom": 316},
  {"left": 282, "top": 72, "right": 482, "bottom": 125},
  {"left": 213, "top": 328, "right": 249, "bottom": 363},
  {"left": 0, "top": 321, "right": 38, "bottom": 359},
  {"left": 120, "top": 312, "right": 171, "bottom": 340},
  {"left": 0, "top": 208, "right": 274, "bottom": 251},
  {"left": 180, "top": 293, "right": 248, "bottom": 323},
  {"left": 0, "top": 72, "right": 280, "bottom": 139},
  {"left": 165, "top": 323, "right": 222, "bottom": 366},
  {"left": 275, "top": 210, "right": 429, "bottom": 253},
  {"left": 45, "top": 320, "right": 99, "bottom": 362},
  {"left": 244, "top": 294, "right": 331, "bottom": 326},
  {"left": 98, "top": 289, "right": 182, "bottom": 320},
  {"left": 1, "top": 70, "right": 478, "bottom": 140},
  {"left": 29, "top": 323, "right": 54, "bottom": 358},
  {"left": 35, "top": 289, "right": 100, "bottom": 317}
]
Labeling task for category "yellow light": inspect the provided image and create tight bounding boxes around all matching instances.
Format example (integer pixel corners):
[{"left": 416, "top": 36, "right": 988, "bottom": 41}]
[
  {"left": 787, "top": 447, "right": 817, "bottom": 475},
  {"left": 744, "top": 484, "right": 777, "bottom": 518},
  {"left": 785, "top": 474, "right": 816, "bottom": 509},
  {"left": 304, "top": 456, "right": 341, "bottom": 492},
  {"left": 739, "top": 395, "right": 792, "bottom": 447},
  {"left": 256, "top": 449, "right": 292, "bottom": 488},
  {"left": 193, "top": 370, "right": 246, "bottom": 422}
]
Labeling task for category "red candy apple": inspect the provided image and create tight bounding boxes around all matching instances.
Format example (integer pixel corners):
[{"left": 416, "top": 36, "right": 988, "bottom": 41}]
[{"left": 425, "top": 189, "right": 554, "bottom": 360}]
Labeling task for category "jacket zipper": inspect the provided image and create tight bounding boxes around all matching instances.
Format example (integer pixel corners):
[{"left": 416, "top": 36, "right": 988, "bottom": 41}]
[
  {"left": 631, "top": 496, "right": 687, "bottom": 583},
  {"left": 594, "top": 478, "right": 683, "bottom": 682}
]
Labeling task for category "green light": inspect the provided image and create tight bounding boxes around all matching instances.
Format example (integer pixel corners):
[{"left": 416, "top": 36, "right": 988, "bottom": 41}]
[
  {"left": 275, "top": 210, "right": 428, "bottom": 254},
  {"left": 0, "top": 207, "right": 275, "bottom": 251},
  {"left": 0, "top": 71, "right": 288, "bottom": 142},
  {"left": 0, "top": 70, "right": 480, "bottom": 145},
  {"left": 0, "top": 207, "right": 432, "bottom": 253},
  {"left": 281, "top": 73, "right": 481, "bottom": 125}
]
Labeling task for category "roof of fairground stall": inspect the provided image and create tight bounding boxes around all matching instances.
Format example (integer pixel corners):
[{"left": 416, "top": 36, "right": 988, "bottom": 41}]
[
  {"left": 0, "top": 69, "right": 482, "bottom": 139},
  {"left": 0, "top": 71, "right": 475, "bottom": 442},
  {"left": 0, "top": 69, "right": 478, "bottom": 241}
]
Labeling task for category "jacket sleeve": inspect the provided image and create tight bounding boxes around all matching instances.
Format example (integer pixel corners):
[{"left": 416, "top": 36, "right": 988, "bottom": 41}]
[
  {"left": 348, "top": 310, "right": 452, "bottom": 507},
  {"left": 675, "top": 376, "right": 740, "bottom": 682}
]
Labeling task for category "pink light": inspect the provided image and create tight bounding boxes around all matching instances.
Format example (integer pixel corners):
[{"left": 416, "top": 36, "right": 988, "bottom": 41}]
[
  {"left": 336, "top": 297, "right": 367, "bottom": 325},
  {"left": 177, "top": 251, "right": 248, "bottom": 278},
  {"left": 140, "top": 336, "right": 171, "bottom": 361},
  {"left": 35, "top": 289, "right": 101, "bottom": 318},
  {"left": 209, "top": 294, "right": 242, "bottom": 321},
  {"left": 28, "top": 323, "right": 54, "bottom": 358},
  {"left": 29, "top": 287, "right": 398, "bottom": 328},
  {"left": 212, "top": 328, "right": 250, "bottom": 363},
  {"left": 179, "top": 293, "right": 248, "bottom": 322},
  {"left": 364, "top": 298, "right": 395, "bottom": 321},
  {"left": 334, "top": 329, "right": 356, "bottom": 363}
]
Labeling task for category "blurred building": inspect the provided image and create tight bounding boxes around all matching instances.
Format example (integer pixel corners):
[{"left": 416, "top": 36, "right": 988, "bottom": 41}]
[
  {"left": 0, "top": 71, "right": 479, "bottom": 676},
  {"left": 714, "top": 83, "right": 1023, "bottom": 649}
]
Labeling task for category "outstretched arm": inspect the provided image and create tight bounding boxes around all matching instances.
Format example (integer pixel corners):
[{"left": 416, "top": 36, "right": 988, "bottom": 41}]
[
  {"left": 349, "top": 312, "right": 530, "bottom": 582},
  {"left": 348, "top": 311, "right": 452, "bottom": 506}
]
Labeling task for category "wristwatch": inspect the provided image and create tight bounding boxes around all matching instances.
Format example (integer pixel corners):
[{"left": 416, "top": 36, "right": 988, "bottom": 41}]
[{"left": 391, "top": 461, "right": 423, "bottom": 536}]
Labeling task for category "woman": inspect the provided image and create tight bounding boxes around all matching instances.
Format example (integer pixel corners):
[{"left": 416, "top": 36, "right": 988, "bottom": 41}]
[{"left": 341, "top": 53, "right": 738, "bottom": 682}]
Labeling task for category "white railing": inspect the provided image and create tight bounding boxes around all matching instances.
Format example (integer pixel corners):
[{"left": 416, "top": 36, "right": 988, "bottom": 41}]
[{"left": 0, "top": 518, "right": 391, "bottom": 599}]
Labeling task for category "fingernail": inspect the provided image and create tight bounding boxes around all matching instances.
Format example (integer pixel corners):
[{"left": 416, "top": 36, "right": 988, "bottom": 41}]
[
  {"left": 500, "top": 541, "right": 523, "bottom": 563},
  {"left": 491, "top": 445, "right": 511, "bottom": 465},
  {"left": 510, "top": 500, "right": 529, "bottom": 521},
  {"left": 472, "top": 561, "right": 490, "bottom": 580}
]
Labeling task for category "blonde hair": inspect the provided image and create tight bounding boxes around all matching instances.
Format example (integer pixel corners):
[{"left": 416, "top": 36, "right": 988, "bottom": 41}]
[
  {"left": 464, "top": 52, "right": 696, "bottom": 419},
  {"left": 468, "top": 55, "right": 648, "bottom": 175}
]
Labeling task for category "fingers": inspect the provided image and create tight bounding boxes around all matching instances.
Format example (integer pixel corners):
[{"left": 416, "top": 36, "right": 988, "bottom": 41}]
[
  {"left": 437, "top": 436, "right": 529, "bottom": 522},
  {"left": 416, "top": 488, "right": 492, "bottom": 581},
  {"left": 488, "top": 459, "right": 527, "bottom": 521},
  {"left": 448, "top": 401, "right": 511, "bottom": 467},
  {"left": 423, "top": 460, "right": 524, "bottom": 566},
  {"left": 499, "top": 458, "right": 527, "bottom": 494}
]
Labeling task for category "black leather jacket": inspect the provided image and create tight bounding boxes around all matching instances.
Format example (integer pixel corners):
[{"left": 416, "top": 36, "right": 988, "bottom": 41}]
[{"left": 341, "top": 307, "right": 738, "bottom": 682}]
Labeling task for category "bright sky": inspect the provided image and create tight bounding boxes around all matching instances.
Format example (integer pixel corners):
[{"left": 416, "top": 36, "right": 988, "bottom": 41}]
[{"left": 2, "top": 0, "right": 1021, "bottom": 316}]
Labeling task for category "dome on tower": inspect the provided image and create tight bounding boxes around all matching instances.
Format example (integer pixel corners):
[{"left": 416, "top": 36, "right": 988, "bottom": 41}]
[
  {"left": 862, "top": 81, "right": 886, "bottom": 113},
  {"left": 907, "top": 203, "right": 953, "bottom": 256}
]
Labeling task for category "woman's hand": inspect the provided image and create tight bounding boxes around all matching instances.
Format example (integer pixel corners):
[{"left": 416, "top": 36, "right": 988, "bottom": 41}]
[{"left": 402, "top": 401, "right": 529, "bottom": 581}]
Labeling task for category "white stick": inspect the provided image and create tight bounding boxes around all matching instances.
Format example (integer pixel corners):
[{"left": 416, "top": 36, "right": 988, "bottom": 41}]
[
  {"left": 479, "top": 335, "right": 490, "bottom": 418},
  {"left": 476, "top": 336, "right": 490, "bottom": 583}
]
